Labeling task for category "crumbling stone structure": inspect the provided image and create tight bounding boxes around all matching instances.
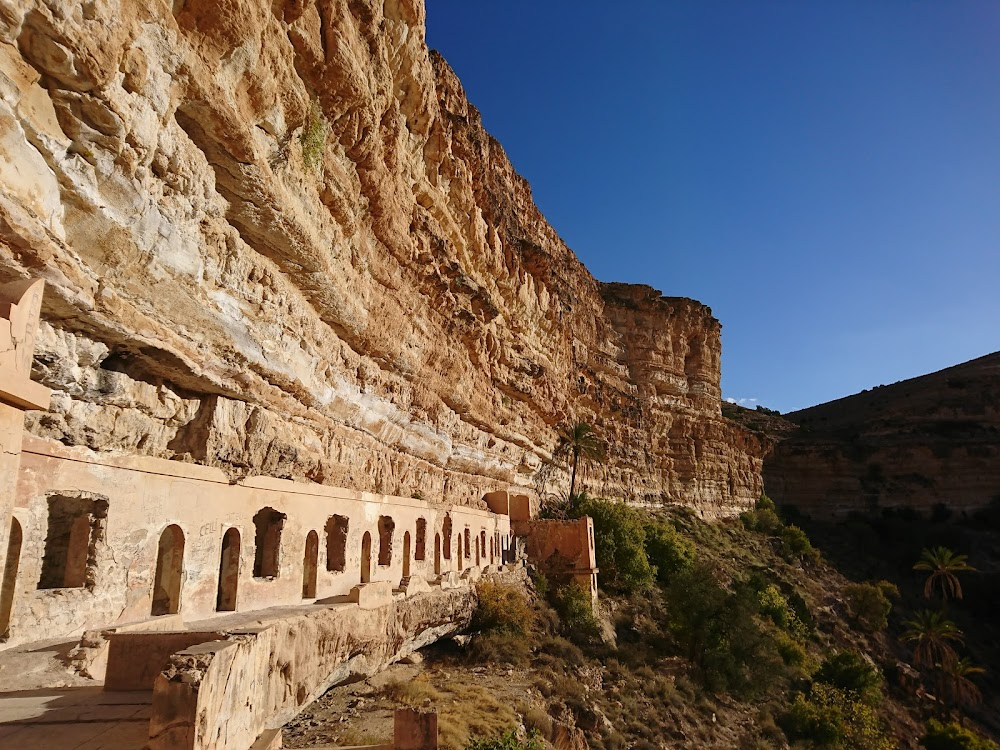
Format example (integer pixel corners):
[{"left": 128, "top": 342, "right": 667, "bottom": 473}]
[
  {"left": 0, "top": 279, "right": 525, "bottom": 750},
  {"left": 2, "top": 431, "right": 511, "bottom": 648},
  {"left": 486, "top": 489, "right": 599, "bottom": 597},
  {"left": 513, "top": 516, "right": 599, "bottom": 601}
]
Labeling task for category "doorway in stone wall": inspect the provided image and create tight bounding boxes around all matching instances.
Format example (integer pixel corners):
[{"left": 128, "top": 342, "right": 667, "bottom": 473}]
[
  {"left": 302, "top": 530, "right": 319, "bottom": 599},
  {"left": 39, "top": 494, "right": 107, "bottom": 590},
  {"left": 361, "top": 532, "right": 372, "bottom": 583},
  {"left": 152, "top": 525, "right": 184, "bottom": 616},
  {"left": 442, "top": 513, "right": 452, "bottom": 565},
  {"left": 456, "top": 534, "right": 463, "bottom": 572},
  {"left": 1, "top": 518, "right": 23, "bottom": 639},
  {"left": 402, "top": 531, "right": 411, "bottom": 579},
  {"left": 434, "top": 533, "right": 441, "bottom": 575},
  {"left": 216, "top": 528, "right": 240, "bottom": 612}
]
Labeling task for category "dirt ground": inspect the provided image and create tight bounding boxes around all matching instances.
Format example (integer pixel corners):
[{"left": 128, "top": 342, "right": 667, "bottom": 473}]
[{"left": 282, "top": 642, "right": 549, "bottom": 750}]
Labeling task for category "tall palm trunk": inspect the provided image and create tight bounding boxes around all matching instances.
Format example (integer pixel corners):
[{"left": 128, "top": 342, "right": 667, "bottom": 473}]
[{"left": 569, "top": 451, "right": 579, "bottom": 500}]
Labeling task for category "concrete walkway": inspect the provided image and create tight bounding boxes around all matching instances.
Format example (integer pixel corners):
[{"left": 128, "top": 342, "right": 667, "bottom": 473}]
[
  {"left": 0, "top": 636, "right": 147, "bottom": 749},
  {"left": 0, "top": 598, "right": 375, "bottom": 749},
  {"left": 0, "top": 686, "right": 151, "bottom": 749},
  {"left": 0, "top": 578, "right": 482, "bottom": 750}
]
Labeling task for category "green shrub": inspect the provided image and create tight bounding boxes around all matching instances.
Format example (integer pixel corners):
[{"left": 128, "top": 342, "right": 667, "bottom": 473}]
[
  {"left": 920, "top": 720, "right": 1000, "bottom": 750},
  {"left": 813, "top": 651, "right": 883, "bottom": 706},
  {"left": 843, "top": 581, "right": 893, "bottom": 632},
  {"left": 664, "top": 562, "right": 728, "bottom": 663},
  {"left": 775, "top": 633, "right": 808, "bottom": 669},
  {"left": 573, "top": 497, "right": 653, "bottom": 593},
  {"left": 876, "top": 579, "right": 900, "bottom": 600},
  {"left": 741, "top": 496, "right": 783, "bottom": 535},
  {"left": 780, "top": 524, "right": 820, "bottom": 562},
  {"left": 530, "top": 569, "right": 549, "bottom": 598},
  {"left": 550, "top": 582, "right": 601, "bottom": 645},
  {"left": 757, "top": 584, "right": 791, "bottom": 627},
  {"left": 757, "top": 584, "right": 808, "bottom": 638},
  {"left": 781, "top": 683, "right": 893, "bottom": 750},
  {"left": 472, "top": 582, "right": 533, "bottom": 635},
  {"left": 664, "top": 563, "right": 785, "bottom": 697},
  {"left": 299, "top": 97, "right": 326, "bottom": 172},
  {"left": 644, "top": 518, "right": 695, "bottom": 584}
]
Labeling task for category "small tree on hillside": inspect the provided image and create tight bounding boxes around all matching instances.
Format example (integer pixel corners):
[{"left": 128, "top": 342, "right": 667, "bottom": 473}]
[
  {"left": 573, "top": 496, "right": 653, "bottom": 593},
  {"left": 554, "top": 422, "right": 604, "bottom": 501}
]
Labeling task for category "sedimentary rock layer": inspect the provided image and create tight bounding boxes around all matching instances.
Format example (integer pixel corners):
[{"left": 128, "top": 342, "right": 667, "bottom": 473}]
[
  {"left": 0, "top": 0, "right": 766, "bottom": 511},
  {"left": 764, "top": 352, "right": 1000, "bottom": 518}
]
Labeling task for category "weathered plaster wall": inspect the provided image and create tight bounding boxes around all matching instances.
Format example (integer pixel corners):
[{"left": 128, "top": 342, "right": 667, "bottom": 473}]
[
  {"left": 0, "top": 0, "right": 768, "bottom": 514},
  {"left": 512, "top": 517, "right": 597, "bottom": 598},
  {"left": 4, "top": 433, "right": 509, "bottom": 648}
]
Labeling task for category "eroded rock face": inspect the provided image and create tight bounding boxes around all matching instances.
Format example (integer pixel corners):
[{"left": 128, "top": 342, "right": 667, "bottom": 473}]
[
  {"left": 764, "top": 353, "right": 1000, "bottom": 518},
  {"left": 0, "top": 0, "right": 766, "bottom": 511}
]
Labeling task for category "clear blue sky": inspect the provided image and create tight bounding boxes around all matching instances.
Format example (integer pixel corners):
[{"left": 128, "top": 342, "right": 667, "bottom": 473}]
[{"left": 425, "top": 1, "right": 1000, "bottom": 413}]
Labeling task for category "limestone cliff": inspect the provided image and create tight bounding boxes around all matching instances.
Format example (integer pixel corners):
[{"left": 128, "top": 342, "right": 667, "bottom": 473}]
[
  {"left": 0, "top": 0, "right": 766, "bottom": 512},
  {"left": 764, "top": 352, "right": 1000, "bottom": 518}
]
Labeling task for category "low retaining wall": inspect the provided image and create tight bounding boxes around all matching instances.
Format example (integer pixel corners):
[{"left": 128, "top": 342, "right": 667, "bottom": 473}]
[
  {"left": 147, "top": 581, "right": 490, "bottom": 750},
  {"left": 105, "top": 630, "right": 225, "bottom": 691}
]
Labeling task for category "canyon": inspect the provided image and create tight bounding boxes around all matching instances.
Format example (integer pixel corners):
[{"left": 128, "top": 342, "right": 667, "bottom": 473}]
[
  {"left": 0, "top": 0, "right": 767, "bottom": 515},
  {"left": 764, "top": 351, "right": 1000, "bottom": 518},
  {"left": 1, "top": 3, "right": 998, "bottom": 748}
]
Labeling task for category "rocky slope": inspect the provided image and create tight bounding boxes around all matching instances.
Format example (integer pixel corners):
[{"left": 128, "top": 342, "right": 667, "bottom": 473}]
[
  {"left": 0, "top": 0, "right": 766, "bottom": 512},
  {"left": 764, "top": 352, "right": 1000, "bottom": 518}
]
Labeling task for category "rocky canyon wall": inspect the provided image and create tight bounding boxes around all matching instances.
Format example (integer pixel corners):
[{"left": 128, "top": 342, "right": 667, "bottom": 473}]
[
  {"left": 0, "top": 0, "right": 767, "bottom": 513},
  {"left": 764, "top": 352, "right": 1000, "bottom": 518}
]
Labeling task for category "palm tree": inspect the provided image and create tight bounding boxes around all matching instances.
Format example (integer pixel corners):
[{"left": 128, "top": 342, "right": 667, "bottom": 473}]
[
  {"left": 554, "top": 422, "right": 604, "bottom": 501},
  {"left": 913, "top": 546, "right": 976, "bottom": 602},
  {"left": 901, "top": 610, "right": 964, "bottom": 669},
  {"left": 935, "top": 658, "right": 985, "bottom": 709}
]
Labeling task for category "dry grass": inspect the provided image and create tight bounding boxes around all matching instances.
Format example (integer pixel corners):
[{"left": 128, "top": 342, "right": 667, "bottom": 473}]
[
  {"left": 381, "top": 675, "right": 444, "bottom": 706},
  {"left": 337, "top": 728, "right": 388, "bottom": 745},
  {"left": 436, "top": 683, "right": 519, "bottom": 750},
  {"left": 380, "top": 674, "right": 519, "bottom": 750},
  {"left": 523, "top": 706, "right": 553, "bottom": 738}
]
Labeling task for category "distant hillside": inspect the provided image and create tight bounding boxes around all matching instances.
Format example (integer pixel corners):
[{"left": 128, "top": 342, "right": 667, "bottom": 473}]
[{"left": 764, "top": 352, "right": 1000, "bottom": 518}]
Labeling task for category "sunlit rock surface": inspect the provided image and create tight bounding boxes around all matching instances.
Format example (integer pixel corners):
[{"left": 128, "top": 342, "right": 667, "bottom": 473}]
[{"left": 0, "top": 0, "right": 767, "bottom": 513}]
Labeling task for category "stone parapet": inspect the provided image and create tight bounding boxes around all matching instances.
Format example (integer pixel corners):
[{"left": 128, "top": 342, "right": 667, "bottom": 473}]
[
  {"left": 350, "top": 582, "right": 395, "bottom": 609},
  {"left": 148, "top": 585, "right": 478, "bottom": 750}
]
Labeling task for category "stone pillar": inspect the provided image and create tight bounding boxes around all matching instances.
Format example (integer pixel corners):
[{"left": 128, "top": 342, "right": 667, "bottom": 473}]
[
  {"left": 0, "top": 279, "right": 50, "bottom": 590},
  {"left": 394, "top": 707, "right": 437, "bottom": 750}
]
